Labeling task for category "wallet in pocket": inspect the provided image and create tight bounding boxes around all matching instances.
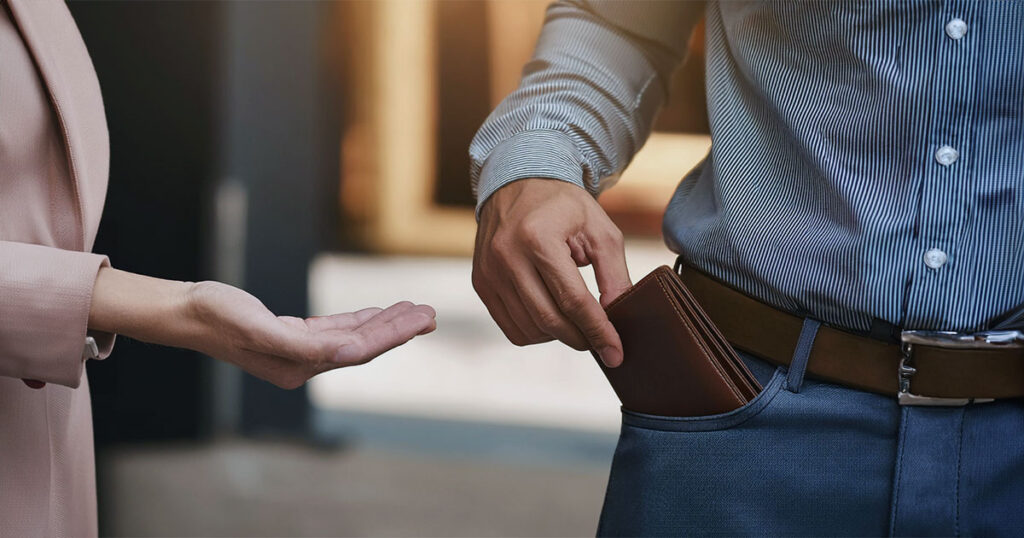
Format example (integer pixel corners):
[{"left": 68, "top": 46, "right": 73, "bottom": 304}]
[{"left": 595, "top": 265, "right": 762, "bottom": 417}]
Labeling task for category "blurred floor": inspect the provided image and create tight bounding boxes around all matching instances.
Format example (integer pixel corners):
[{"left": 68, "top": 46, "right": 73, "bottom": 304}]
[{"left": 105, "top": 439, "right": 609, "bottom": 537}]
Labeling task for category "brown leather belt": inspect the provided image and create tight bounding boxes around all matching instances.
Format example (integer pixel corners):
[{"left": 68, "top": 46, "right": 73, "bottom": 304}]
[{"left": 678, "top": 266, "right": 1024, "bottom": 403}]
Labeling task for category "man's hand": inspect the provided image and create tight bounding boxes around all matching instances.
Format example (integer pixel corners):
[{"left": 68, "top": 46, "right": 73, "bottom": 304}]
[
  {"left": 473, "top": 178, "right": 631, "bottom": 367},
  {"left": 88, "top": 267, "right": 436, "bottom": 389}
]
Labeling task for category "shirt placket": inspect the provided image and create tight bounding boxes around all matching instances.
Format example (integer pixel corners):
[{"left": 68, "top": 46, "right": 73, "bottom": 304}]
[{"left": 905, "top": 0, "right": 980, "bottom": 330}]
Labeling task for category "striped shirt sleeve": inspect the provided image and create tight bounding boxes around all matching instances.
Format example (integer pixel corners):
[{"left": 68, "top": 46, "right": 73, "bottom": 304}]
[{"left": 469, "top": 0, "right": 705, "bottom": 216}]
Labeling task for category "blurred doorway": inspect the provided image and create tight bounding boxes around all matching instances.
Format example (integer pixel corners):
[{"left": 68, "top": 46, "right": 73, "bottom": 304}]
[{"left": 335, "top": 0, "right": 710, "bottom": 256}]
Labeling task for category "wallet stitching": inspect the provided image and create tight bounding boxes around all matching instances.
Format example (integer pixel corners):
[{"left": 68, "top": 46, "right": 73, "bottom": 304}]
[{"left": 654, "top": 275, "right": 746, "bottom": 407}]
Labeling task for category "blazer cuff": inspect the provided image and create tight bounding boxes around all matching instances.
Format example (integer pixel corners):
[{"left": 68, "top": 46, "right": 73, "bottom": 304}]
[{"left": 0, "top": 241, "right": 114, "bottom": 388}]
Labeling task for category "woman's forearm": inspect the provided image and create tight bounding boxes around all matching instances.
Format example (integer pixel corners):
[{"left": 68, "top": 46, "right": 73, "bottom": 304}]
[
  {"left": 88, "top": 266, "right": 202, "bottom": 349},
  {"left": 85, "top": 265, "right": 436, "bottom": 389}
]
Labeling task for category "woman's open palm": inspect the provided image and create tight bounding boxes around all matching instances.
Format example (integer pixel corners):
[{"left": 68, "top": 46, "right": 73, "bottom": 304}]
[{"left": 186, "top": 281, "right": 436, "bottom": 389}]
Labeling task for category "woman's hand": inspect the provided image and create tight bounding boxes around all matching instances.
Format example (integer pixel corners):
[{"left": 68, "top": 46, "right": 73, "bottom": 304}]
[
  {"left": 87, "top": 267, "right": 436, "bottom": 389},
  {"left": 184, "top": 282, "right": 435, "bottom": 388}
]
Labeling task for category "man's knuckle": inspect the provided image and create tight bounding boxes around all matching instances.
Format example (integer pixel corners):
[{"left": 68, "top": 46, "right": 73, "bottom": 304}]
[
  {"left": 536, "top": 310, "right": 564, "bottom": 332},
  {"left": 582, "top": 324, "right": 608, "bottom": 344},
  {"left": 490, "top": 231, "right": 513, "bottom": 253},
  {"left": 517, "top": 221, "right": 548, "bottom": 248},
  {"left": 490, "top": 235, "right": 521, "bottom": 264},
  {"left": 492, "top": 249, "right": 517, "bottom": 268},
  {"left": 590, "top": 227, "right": 623, "bottom": 252},
  {"left": 606, "top": 226, "right": 624, "bottom": 246},
  {"left": 556, "top": 291, "right": 589, "bottom": 315}
]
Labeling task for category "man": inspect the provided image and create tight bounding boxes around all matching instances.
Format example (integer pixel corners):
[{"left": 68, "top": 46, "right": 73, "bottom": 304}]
[{"left": 470, "top": 1, "right": 1024, "bottom": 536}]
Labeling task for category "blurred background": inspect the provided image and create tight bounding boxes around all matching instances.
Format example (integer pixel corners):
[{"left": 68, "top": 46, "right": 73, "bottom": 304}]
[{"left": 70, "top": 1, "right": 708, "bottom": 536}]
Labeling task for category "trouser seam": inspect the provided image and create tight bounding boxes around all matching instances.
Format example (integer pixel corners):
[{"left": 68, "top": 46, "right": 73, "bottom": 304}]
[
  {"left": 890, "top": 407, "right": 910, "bottom": 536},
  {"left": 955, "top": 408, "right": 966, "bottom": 537}
]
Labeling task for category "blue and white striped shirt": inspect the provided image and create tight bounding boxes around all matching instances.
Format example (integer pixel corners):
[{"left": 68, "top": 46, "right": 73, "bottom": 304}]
[{"left": 470, "top": 0, "right": 1024, "bottom": 334}]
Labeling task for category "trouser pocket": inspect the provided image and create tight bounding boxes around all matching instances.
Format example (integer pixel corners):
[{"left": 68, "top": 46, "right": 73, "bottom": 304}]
[
  {"left": 596, "top": 365, "right": 899, "bottom": 537},
  {"left": 597, "top": 367, "right": 787, "bottom": 537}
]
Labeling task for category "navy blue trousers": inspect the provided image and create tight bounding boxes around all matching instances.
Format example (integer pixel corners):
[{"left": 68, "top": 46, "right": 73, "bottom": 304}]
[{"left": 597, "top": 329, "right": 1024, "bottom": 536}]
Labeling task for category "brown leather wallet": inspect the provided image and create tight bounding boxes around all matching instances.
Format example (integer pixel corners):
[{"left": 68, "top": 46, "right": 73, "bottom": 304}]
[{"left": 595, "top": 265, "right": 762, "bottom": 416}]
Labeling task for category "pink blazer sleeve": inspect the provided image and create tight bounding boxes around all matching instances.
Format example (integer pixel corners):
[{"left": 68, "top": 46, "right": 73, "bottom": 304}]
[{"left": 0, "top": 240, "right": 115, "bottom": 387}]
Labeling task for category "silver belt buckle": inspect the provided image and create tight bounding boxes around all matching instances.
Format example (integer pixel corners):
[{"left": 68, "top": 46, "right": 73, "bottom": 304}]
[{"left": 898, "top": 330, "right": 1023, "bottom": 406}]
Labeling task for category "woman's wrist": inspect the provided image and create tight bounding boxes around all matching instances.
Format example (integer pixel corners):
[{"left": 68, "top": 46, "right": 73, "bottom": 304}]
[{"left": 88, "top": 266, "right": 202, "bottom": 349}]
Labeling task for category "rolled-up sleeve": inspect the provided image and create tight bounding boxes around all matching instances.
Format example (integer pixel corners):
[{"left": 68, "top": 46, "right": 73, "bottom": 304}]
[
  {"left": 0, "top": 241, "right": 115, "bottom": 388},
  {"left": 469, "top": 0, "right": 705, "bottom": 216}
]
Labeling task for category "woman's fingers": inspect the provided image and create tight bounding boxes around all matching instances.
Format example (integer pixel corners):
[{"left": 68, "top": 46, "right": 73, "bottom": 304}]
[
  {"left": 261, "top": 302, "right": 430, "bottom": 365},
  {"left": 239, "top": 301, "right": 436, "bottom": 385},
  {"left": 331, "top": 303, "right": 437, "bottom": 365},
  {"left": 304, "top": 307, "right": 383, "bottom": 332},
  {"left": 174, "top": 280, "right": 437, "bottom": 388}
]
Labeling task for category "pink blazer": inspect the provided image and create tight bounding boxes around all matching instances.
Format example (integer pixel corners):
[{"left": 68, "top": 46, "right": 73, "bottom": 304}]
[{"left": 1, "top": 0, "right": 115, "bottom": 535}]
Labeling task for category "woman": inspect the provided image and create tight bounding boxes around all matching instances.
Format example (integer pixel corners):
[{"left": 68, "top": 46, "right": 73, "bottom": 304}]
[{"left": 0, "top": 1, "right": 436, "bottom": 535}]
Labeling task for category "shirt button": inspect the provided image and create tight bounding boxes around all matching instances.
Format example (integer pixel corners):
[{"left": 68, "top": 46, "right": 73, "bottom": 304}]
[
  {"left": 945, "top": 19, "right": 967, "bottom": 40},
  {"left": 935, "top": 145, "right": 959, "bottom": 166},
  {"left": 924, "top": 248, "right": 948, "bottom": 270}
]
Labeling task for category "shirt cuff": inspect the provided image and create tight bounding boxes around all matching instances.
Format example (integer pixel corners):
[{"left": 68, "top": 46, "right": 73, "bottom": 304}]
[
  {"left": 472, "top": 129, "right": 590, "bottom": 218},
  {"left": 89, "top": 329, "right": 116, "bottom": 360}
]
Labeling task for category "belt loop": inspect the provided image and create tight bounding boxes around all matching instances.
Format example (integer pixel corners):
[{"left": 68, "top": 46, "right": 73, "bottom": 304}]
[
  {"left": 786, "top": 318, "right": 821, "bottom": 393},
  {"left": 672, "top": 255, "right": 686, "bottom": 275}
]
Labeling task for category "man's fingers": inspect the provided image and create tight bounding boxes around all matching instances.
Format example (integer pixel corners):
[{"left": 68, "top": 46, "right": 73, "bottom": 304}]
[
  {"left": 531, "top": 247, "right": 623, "bottom": 367},
  {"left": 588, "top": 228, "right": 632, "bottom": 307},
  {"left": 507, "top": 261, "right": 590, "bottom": 351},
  {"left": 332, "top": 304, "right": 437, "bottom": 365},
  {"left": 473, "top": 276, "right": 536, "bottom": 346},
  {"left": 497, "top": 291, "right": 554, "bottom": 344}
]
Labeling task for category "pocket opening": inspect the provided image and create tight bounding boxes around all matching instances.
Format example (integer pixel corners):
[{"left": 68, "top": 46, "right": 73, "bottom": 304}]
[{"left": 620, "top": 366, "right": 787, "bottom": 432}]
